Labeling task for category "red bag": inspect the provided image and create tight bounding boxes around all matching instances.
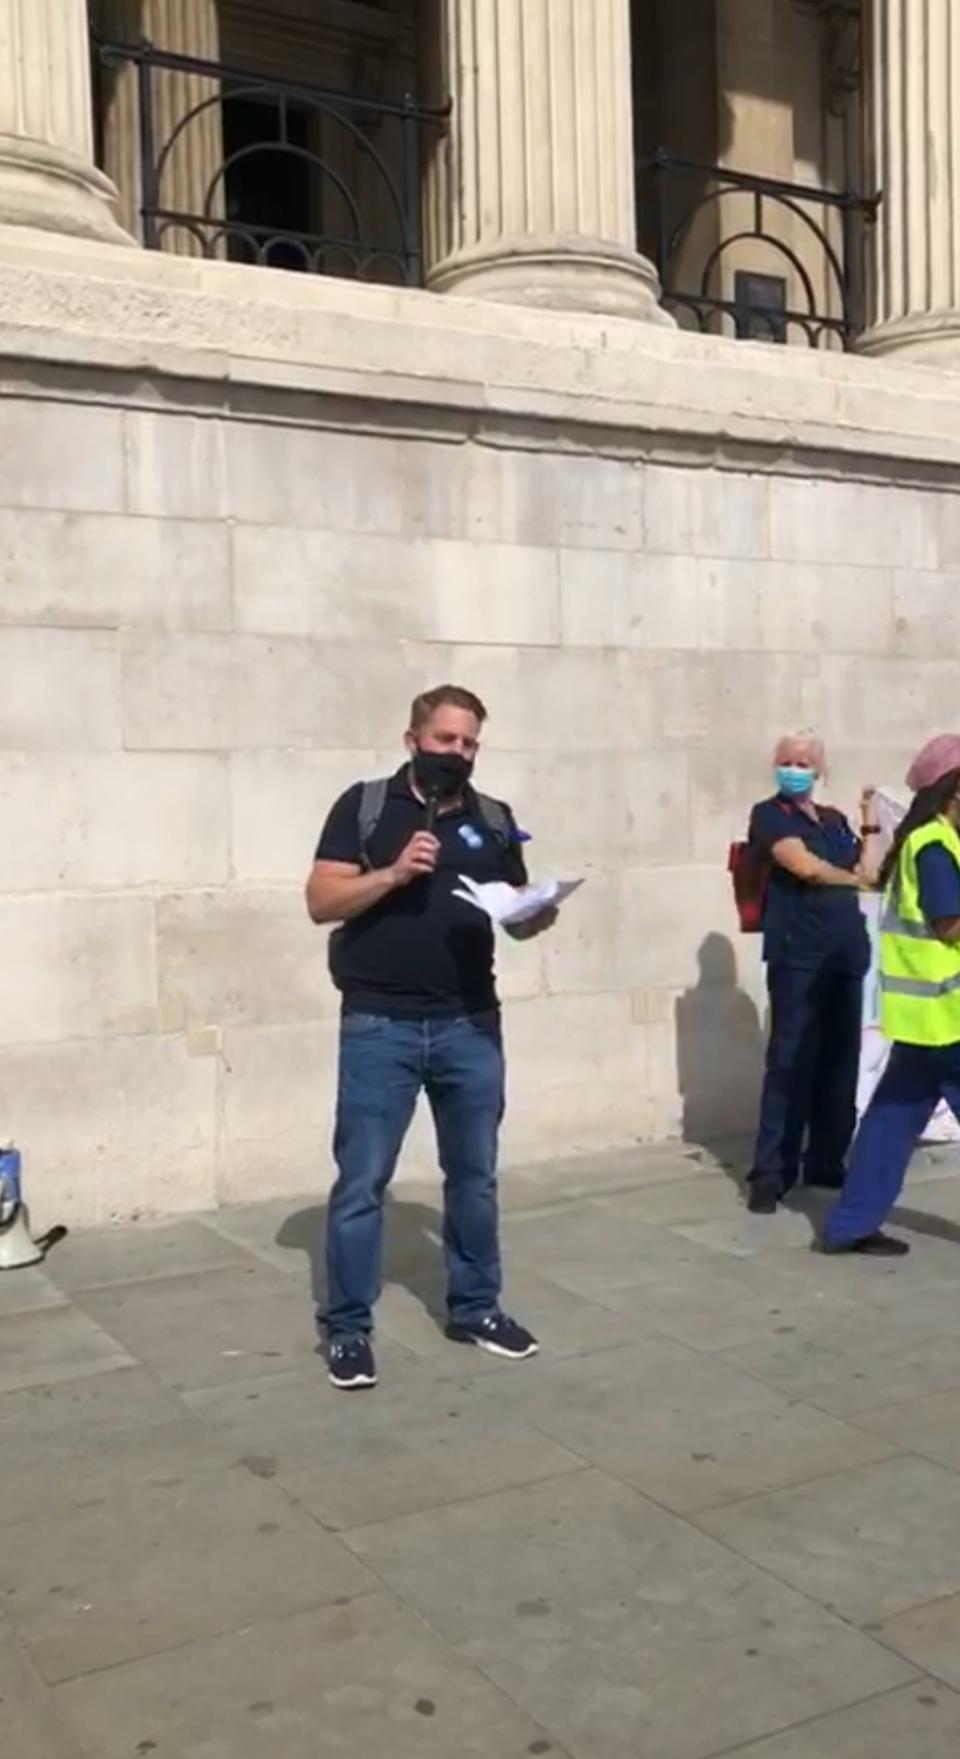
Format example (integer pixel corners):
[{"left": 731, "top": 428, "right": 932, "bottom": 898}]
[{"left": 728, "top": 839, "right": 770, "bottom": 933}]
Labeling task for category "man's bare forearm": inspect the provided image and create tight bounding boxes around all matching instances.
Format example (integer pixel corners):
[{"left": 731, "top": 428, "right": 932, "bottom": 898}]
[{"left": 306, "top": 866, "right": 398, "bottom": 925}]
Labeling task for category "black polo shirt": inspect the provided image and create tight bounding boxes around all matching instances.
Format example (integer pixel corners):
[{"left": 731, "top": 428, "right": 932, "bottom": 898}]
[{"left": 315, "top": 766, "right": 528, "bottom": 1018}]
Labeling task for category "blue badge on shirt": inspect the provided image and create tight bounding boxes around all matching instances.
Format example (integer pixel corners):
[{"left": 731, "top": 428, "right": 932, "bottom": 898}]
[{"left": 459, "top": 824, "right": 484, "bottom": 849}]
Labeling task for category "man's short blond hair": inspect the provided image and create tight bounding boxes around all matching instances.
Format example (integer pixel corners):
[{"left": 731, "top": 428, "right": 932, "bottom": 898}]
[{"left": 409, "top": 685, "right": 488, "bottom": 731}]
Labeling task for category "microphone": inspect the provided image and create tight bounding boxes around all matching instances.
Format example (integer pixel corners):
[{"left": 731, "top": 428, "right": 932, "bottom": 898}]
[{"left": 424, "top": 788, "right": 441, "bottom": 835}]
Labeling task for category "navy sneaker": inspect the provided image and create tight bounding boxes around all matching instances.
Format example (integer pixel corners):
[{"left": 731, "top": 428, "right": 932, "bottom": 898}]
[
  {"left": 327, "top": 1336, "right": 377, "bottom": 1390},
  {"left": 446, "top": 1312, "right": 539, "bottom": 1360}
]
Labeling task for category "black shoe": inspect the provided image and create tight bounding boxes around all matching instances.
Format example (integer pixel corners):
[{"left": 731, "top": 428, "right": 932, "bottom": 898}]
[
  {"left": 804, "top": 1173, "right": 845, "bottom": 1191},
  {"left": 328, "top": 1336, "right": 377, "bottom": 1389},
  {"left": 823, "top": 1231, "right": 910, "bottom": 1258},
  {"left": 748, "top": 1185, "right": 779, "bottom": 1216},
  {"left": 446, "top": 1312, "right": 539, "bottom": 1360}
]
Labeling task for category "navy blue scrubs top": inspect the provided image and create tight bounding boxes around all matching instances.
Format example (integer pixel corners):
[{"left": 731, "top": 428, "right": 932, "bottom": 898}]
[
  {"left": 916, "top": 843, "right": 960, "bottom": 923},
  {"left": 749, "top": 795, "right": 869, "bottom": 973}
]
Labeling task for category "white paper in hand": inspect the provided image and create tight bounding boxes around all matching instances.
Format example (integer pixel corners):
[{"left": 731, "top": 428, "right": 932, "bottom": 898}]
[{"left": 452, "top": 874, "right": 584, "bottom": 927}]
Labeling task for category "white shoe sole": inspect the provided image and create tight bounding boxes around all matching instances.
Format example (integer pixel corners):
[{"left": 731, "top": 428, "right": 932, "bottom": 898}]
[
  {"left": 471, "top": 1337, "right": 539, "bottom": 1361},
  {"left": 328, "top": 1369, "right": 378, "bottom": 1390}
]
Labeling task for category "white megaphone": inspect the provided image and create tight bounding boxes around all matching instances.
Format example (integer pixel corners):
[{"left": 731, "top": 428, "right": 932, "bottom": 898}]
[{"left": 0, "top": 1145, "right": 44, "bottom": 1271}]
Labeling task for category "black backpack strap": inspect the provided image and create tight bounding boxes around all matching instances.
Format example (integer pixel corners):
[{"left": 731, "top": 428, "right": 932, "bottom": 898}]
[
  {"left": 355, "top": 779, "right": 512, "bottom": 869},
  {"left": 356, "top": 776, "right": 389, "bottom": 871},
  {"left": 475, "top": 793, "right": 511, "bottom": 846}
]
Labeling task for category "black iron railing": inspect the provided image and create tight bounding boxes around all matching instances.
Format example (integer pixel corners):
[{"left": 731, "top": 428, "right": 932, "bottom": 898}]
[
  {"left": 643, "top": 151, "right": 879, "bottom": 348},
  {"left": 94, "top": 37, "right": 447, "bottom": 284}
]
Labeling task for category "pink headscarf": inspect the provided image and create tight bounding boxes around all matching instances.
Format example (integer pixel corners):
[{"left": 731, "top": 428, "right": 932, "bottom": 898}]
[{"left": 906, "top": 734, "right": 960, "bottom": 793}]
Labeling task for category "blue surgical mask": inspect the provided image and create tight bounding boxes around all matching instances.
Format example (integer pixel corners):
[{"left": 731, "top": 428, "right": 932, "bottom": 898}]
[{"left": 776, "top": 765, "right": 815, "bottom": 798}]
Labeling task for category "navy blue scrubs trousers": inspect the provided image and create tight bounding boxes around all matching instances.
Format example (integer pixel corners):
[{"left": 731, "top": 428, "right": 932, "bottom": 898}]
[
  {"left": 750, "top": 960, "right": 863, "bottom": 1198},
  {"left": 824, "top": 1041, "right": 960, "bottom": 1245}
]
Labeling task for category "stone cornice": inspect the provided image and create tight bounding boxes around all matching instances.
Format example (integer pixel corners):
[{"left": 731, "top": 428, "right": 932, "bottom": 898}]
[{"left": 1, "top": 227, "right": 960, "bottom": 483}]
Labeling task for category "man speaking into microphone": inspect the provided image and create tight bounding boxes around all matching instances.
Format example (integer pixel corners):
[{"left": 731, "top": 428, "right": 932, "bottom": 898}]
[{"left": 305, "top": 684, "right": 555, "bottom": 1390}]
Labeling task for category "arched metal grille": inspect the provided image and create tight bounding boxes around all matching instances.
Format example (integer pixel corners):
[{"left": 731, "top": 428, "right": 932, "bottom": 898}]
[
  {"left": 643, "top": 151, "right": 879, "bottom": 348},
  {"left": 94, "top": 36, "right": 447, "bottom": 285}
]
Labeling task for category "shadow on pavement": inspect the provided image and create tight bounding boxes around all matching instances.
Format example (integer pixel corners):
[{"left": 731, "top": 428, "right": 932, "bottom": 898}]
[{"left": 274, "top": 1196, "right": 448, "bottom": 1326}]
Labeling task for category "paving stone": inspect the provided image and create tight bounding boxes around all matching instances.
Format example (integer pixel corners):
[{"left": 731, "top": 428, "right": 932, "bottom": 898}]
[
  {"left": 182, "top": 1355, "right": 466, "bottom": 1458},
  {"left": 1, "top": 1458, "right": 377, "bottom": 1684},
  {"left": 486, "top": 1340, "right": 897, "bottom": 1514},
  {"left": 598, "top": 1170, "right": 746, "bottom": 1227},
  {"left": 699, "top": 1456, "right": 960, "bottom": 1625},
  {"left": 53, "top": 1594, "right": 565, "bottom": 1759},
  {"left": 502, "top": 1200, "right": 712, "bottom": 1296},
  {"left": 0, "top": 1368, "right": 226, "bottom": 1530},
  {"left": 595, "top": 1252, "right": 861, "bottom": 1354},
  {"left": 202, "top": 1196, "right": 324, "bottom": 1280},
  {"left": 508, "top": 1145, "right": 716, "bottom": 1200},
  {"left": 854, "top": 1386, "right": 960, "bottom": 1473},
  {"left": 877, "top": 1595, "right": 960, "bottom": 1691},
  {"left": 726, "top": 1681, "right": 960, "bottom": 1757},
  {"left": 0, "top": 1621, "right": 82, "bottom": 1759},
  {"left": 46, "top": 1218, "right": 250, "bottom": 1292},
  {"left": 0, "top": 1306, "right": 133, "bottom": 1395},
  {"left": 184, "top": 1361, "right": 584, "bottom": 1529},
  {"left": 717, "top": 1311, "right": 960, "bottom": 1416},
  {"left": 0, "top": 1265, "right": 67, "bottom": 1316},
  {"left": 72, "top": 1263, "right": 333, "bottom": 1391},
  {"left": 344, "top": 1469, "right": 913, "bottom": 1759},
  {"left": 668, "top": 1207, "right": 816, "bottom": 1257},
  {"left": 376, "top": 1268, "right": 633, "bottom": 1370}
]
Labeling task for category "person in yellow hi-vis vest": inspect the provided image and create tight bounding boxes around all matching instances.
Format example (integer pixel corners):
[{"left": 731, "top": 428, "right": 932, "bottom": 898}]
[{"left": 824, "top": 733, "right": 960, "bottom": 1256}]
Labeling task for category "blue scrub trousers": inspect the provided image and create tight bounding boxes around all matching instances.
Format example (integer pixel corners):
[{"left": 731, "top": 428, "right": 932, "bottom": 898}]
[
  {"left": 824, "top": 1041, "right": 960, "bottom": 1245},
  {"left": 750, "top": 959, "right": 863, "bottom": 1198}
]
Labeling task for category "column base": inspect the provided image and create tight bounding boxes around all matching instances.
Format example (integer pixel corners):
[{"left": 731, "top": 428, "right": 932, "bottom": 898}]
[
  {"left": 858, "top": 310, "right": 960, "bottom": 367},
  {"left": 0, "top": 135, "right": 134, "bottom": 247},
  {"left": 427, "top": 234, "right": 674, "bottom": 324}
]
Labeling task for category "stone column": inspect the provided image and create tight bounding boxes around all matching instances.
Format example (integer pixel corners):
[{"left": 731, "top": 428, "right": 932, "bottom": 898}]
[
  {"left": 860, "top": 0, "right": 960, "bottom": 362},
  {"left": 95, "top": 0, "right": 223, "bottom": 254},
  {"left": 422, "top": 0, "right": 669, "bottom": 321},
  {"left": 0, "top": 0, "right": 130, "bottom": 243}
]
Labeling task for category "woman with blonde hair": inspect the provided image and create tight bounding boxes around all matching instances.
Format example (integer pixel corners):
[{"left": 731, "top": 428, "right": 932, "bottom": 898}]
[{"left": 747, "top": 732, "right": 878, "bottom": 1214}]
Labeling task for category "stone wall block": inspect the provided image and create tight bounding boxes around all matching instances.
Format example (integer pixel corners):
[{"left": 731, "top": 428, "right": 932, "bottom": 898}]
[
  {"left": 121, "top": 633, "right": 455, "bottom": 752},
  {"left": 157, "top": 887, "right": 335, "bottom": 1033},
  {"left": 0, "top": 510, "right": 231, "bottom": 631},
  {"left": 542, "top": 865, "right": 736, "bottom": 997},
  {"left": 124, "top": 411, "right": 228, "bottom": 520},
  {"left": 498, "top": 994, "right": 647, "bottom": 1165},
  {"left": 232, "top": 526, "right": 561, "bottom": 647},
  {"left": 230, "top": 750, "right": 380, "bottom": 885},
  {"left": 0, "top": 400, "right": 125, "bottom": 513},
  {"left": 698, "top": 559, "right": 896, "bottom": 656},
  {"left": 503, "top": 749, "right": 692, "bottom": 870},
  {"left": 559, "top": 552, "right": 702, "bottom": 649},
  {"left": 0, "top": 1035, "right": 218, "bottom": 1228},
  {"left": 645, "top": 465, "right": 770, "bottom": 559},
  {"left": 0, "top": 628, "right": 121, "bottom": 750},
  {"left": 802, "top": 655, "right": 960, "bottom": 746},
  {"left": 770, "top": 477, "right": 940, "bottom": 568},
  {"left": 0, "top": 753, "right": 229, "bottom": 891},
  {"left": 225, "top": 422, "right": 405, "bottom": 531},
  {"left": 0, "top": 893, "right": 158, "bottom": 1045},
  {"left": 891, "top": 569, "right": 960, "bottom": 659},
  {"left": 218, "top": 1019, "right": 339, "bottom": 1204}
]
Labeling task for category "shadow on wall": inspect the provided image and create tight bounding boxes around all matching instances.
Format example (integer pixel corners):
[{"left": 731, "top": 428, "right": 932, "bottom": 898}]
[{"left": 674, "top": 933, "right": 764, "bottom": 1164}]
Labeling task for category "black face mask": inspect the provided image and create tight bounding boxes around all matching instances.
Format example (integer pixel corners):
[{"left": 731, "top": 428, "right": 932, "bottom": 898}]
[{"left": 412, "top": 747, "right": 473, "bottom": 801}]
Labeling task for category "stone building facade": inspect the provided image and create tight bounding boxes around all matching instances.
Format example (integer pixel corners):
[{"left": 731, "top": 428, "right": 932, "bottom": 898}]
[{"left": 1, "top": 0, "right": 959, "bottom": 1226}]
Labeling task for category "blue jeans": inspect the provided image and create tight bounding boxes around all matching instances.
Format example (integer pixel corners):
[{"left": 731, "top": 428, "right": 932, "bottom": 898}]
[
  {"left": 325, "top": 1012, "right": 505, "bottom": 1340},
  {"left": 824, "top": 1041, "right": 960, "bottom": 1245},
  {"left": 750, "top": 961, "right": 863, "bottom": 1196}
]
